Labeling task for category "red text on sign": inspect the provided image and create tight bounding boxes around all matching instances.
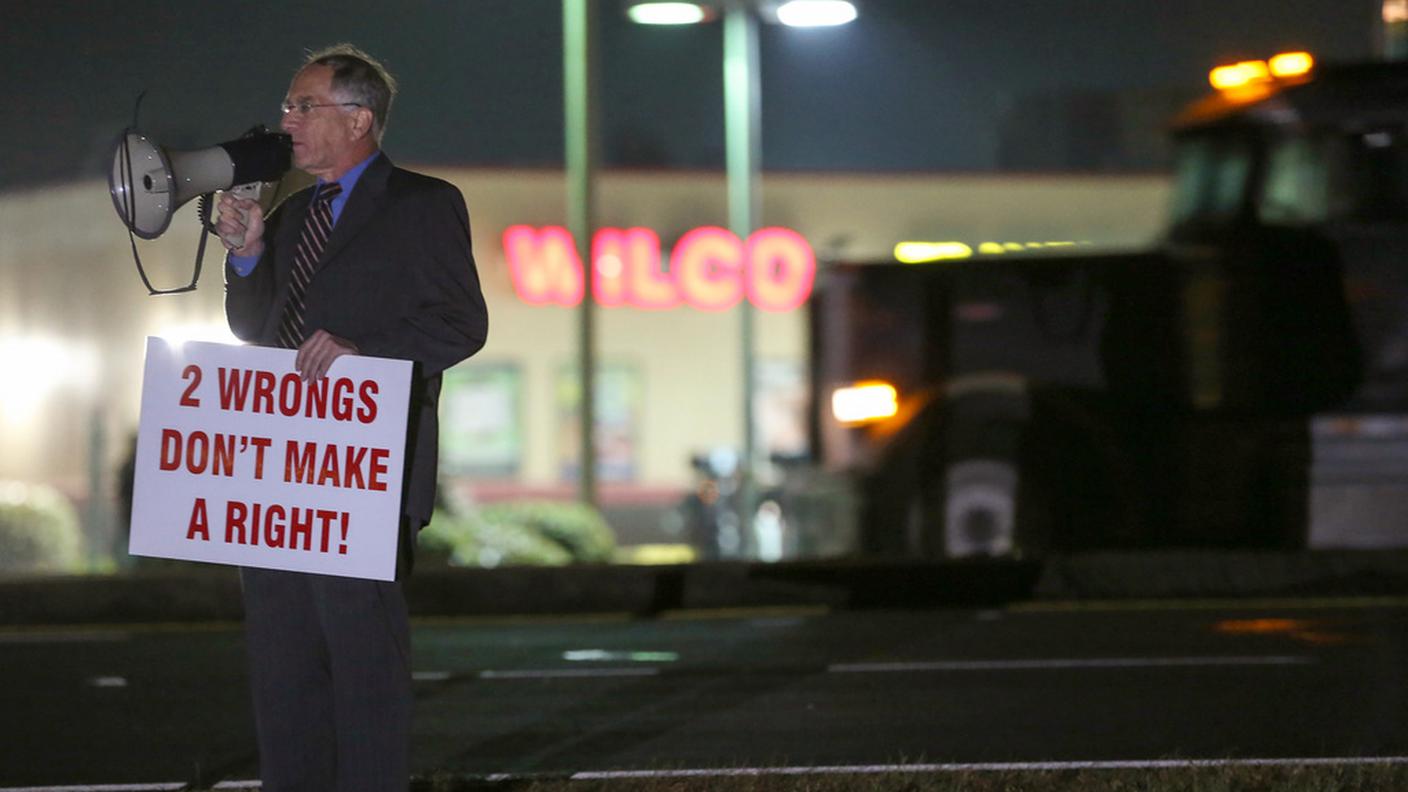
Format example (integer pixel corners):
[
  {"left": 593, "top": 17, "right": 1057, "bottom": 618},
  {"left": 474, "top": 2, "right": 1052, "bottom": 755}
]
[
  {"left": 224, "top": 499, "right": 350, "bottom": 554},
  {"left": 159, "top": 430, "right": 271, "bottom": 479},
  {"left": 283, "top": 441, "right": 390, "bottom": 491},
  {"left": 180, "top": 365, "right": 202, "bottom": 407},
  {"left": 217, "top": 368, "right": 379, "bottom": 423},
  {"left": 503, "top": 225, "right": 816, "bottom": 312}
]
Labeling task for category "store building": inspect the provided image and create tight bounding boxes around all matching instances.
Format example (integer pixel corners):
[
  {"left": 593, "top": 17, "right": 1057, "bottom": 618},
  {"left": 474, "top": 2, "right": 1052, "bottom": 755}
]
[{"left": 0, "top": 166, "right": 1168, "bottom": 555}]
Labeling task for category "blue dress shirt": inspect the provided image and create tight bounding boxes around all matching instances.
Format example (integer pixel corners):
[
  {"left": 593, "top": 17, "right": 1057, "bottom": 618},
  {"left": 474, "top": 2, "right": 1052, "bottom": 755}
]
[{"left": 228, "top": 151, "right": 381, "bottom": 277}]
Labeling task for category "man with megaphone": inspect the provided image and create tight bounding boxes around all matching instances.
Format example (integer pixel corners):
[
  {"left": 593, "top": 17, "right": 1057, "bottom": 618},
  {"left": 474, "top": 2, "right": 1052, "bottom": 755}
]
[{"left": 216, "top": 44, "right": 488, "bottom": 792}]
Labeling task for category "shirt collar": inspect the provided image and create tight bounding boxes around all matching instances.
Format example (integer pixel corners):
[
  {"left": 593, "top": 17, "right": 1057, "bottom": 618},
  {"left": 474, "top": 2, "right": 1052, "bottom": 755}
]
[{"left": 314, "top": 150, "right": 380, "bottom": 202}]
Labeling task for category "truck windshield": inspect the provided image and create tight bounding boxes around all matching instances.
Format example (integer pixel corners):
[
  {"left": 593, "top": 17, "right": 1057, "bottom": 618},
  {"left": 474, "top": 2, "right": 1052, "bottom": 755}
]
[
  {"left": 1174, "top": 128, "right": 1408, "bottom": 229},
  {"left": 1259, "top": 130, "right": 1408, "bottom": 226},
  {"left": 1259, "top": 136, "right": 1330, "bottom": 225},
  {"left": 1170, "top": 136, "right": 1252, "bottom": 227}
]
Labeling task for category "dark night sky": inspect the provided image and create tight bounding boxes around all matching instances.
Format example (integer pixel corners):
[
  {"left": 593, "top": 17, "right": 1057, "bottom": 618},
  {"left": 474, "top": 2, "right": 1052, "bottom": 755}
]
[{"left": 1, "top": 0, "right": 1379, "bottom": 190}]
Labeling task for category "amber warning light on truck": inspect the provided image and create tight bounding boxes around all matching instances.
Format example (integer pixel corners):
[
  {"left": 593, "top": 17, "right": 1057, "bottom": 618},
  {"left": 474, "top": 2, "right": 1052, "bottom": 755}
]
[
  {"left": 1209, "top": 51, "right": 1314, "bottom": 92},
  {"left": 831, "top": 381, "right": 899, "bottom": 425}
]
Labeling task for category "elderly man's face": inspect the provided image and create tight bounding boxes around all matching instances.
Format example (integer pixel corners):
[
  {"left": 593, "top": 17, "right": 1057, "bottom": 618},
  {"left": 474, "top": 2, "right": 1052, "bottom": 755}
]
[{"left": 280, "top": 64, "right": 362, "bottom": 179}]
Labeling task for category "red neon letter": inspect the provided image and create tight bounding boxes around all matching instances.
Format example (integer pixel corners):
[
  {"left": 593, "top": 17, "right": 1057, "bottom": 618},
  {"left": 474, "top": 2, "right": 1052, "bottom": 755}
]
[
  {"left": 590, "top": 227, "right": 630, "bottom": 308},
  {"left": 503, "top": 225, "right": 585, "bottom": 307},
  {"left": 746, "top": 227, "right": 816, "bottom": 312},
  {"left": 673, "top": 227, "right": 744, "bottom": 312},
  {"left": 593, "top": 227, "right": 679, "bottom": 310}
]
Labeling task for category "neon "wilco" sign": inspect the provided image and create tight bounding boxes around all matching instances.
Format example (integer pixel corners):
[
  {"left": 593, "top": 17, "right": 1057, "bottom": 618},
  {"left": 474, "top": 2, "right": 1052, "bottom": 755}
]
[{"left": 503, "top": 225, "right": 816, "bottom": 312}]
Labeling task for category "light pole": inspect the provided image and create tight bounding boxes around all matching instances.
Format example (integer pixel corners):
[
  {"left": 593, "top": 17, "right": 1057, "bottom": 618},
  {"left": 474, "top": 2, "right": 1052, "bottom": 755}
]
[
  {"left": 723, "top": 0, "right": 762, "bottom": 554},
  {"left": 565, "top": 0, "right": 600, "bottom": 508},
  {"left": 627, "top": 0, "right": 857, "bottom": 556}
]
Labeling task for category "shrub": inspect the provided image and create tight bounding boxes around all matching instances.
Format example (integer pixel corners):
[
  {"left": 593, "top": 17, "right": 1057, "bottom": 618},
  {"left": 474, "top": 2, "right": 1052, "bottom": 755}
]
[
  {"left": 418, "top": 498, "right": 617, "bottom": 568},
  {"left": 480, "top": 501, "right": 616, "bottom": 563},
  {"left": 0, "top": 481, "right": 84, "bottom": 574},
  {"left": 420, "top": 509, "right": 573, "bottom": 568}
]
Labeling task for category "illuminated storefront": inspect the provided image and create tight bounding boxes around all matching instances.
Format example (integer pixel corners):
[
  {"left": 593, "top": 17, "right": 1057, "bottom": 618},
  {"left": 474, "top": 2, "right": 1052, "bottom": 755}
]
[{"left": 0, "top": 167, "right": 1169, "bottom": 550}]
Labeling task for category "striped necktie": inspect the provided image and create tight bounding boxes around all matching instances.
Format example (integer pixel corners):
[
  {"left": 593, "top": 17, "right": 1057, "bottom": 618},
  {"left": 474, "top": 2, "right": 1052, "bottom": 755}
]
[{"left": 277, "top": 183, "right": 343, "bottom": 349}]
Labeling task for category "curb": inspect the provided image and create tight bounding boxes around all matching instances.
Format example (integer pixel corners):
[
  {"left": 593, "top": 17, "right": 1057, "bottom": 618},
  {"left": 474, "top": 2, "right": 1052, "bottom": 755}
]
[{"left": 3, "top": 551, "right": 1408, "bottom": 626}]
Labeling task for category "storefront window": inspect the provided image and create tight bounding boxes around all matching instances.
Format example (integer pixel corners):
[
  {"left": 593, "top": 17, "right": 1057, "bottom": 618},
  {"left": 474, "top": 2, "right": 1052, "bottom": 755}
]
[
  {"left": 754, "top": 359, "right": 808, "bottom": 463},
  {"left": 440, "top": 363, "right": 523, "bottom": 478},
  {"left": 557, "top": 364, "right": 643, "bottom": 482}
]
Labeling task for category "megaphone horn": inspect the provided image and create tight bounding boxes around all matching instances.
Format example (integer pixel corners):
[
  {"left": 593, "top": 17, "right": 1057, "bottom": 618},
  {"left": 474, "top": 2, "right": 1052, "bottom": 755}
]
[{"left": 109, "top": 129, "right": 292, "bottom": 240}]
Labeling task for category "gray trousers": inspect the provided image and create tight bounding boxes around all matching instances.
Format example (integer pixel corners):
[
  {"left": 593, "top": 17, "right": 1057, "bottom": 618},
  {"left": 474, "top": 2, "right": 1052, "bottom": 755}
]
[{"left": 240, "top": 565, "right": 412, "bottom": 792}]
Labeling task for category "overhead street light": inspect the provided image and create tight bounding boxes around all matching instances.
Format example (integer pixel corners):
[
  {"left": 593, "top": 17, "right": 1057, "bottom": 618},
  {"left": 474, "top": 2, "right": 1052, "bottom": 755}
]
[
  {"left": 627, "top": 1, "right": 714, "bottom": 24},
  {"left": 624, "top": 0, "right": 857, "bottom": 558},
  {"left": 626, "top": 1, "right": 857, "bottom": 28},
  {"left": 774, "top": 0, "right": 858, "bottom": 27}
]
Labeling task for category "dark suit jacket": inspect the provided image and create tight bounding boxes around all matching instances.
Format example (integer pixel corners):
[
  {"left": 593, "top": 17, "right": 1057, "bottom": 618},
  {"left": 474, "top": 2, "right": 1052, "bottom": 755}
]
[{"left": 225, "top": 152, "right": 488, "bottom": 523}]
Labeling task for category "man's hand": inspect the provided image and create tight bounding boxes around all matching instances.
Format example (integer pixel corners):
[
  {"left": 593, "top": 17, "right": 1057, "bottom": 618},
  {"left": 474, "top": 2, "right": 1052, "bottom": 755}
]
[
  {"left": 216, "top": 193, "right": 267, "bottom": 258},
  {"left": 296, "top": 329, "right": 359, "bottom": 381}
]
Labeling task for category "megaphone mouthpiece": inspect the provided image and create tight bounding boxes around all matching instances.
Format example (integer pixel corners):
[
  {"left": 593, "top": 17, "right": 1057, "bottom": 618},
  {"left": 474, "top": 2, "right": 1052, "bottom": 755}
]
[
  {"left": 110, "top": 129, "right": 292, "bottom": 240},
  {"left": 221, "top": 133, "right": 293, "bottom": 186}
]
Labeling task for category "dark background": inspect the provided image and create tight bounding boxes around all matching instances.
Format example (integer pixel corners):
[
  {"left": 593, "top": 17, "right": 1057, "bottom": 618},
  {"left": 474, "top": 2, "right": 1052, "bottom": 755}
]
[{"left": 1, "top": 0, "right": 1378, "bottom": 190}]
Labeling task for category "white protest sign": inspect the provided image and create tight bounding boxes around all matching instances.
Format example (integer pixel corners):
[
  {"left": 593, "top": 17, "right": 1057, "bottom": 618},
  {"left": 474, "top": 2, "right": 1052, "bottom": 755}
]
[{"left": 130, "top": 338, "right": 412, "bottom": 581}]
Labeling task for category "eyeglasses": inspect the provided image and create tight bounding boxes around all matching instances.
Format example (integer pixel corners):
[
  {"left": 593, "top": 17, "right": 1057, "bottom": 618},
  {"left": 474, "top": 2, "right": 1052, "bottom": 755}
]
[{"left": 281, "top": 100, "right": 363, "bottom": 116}]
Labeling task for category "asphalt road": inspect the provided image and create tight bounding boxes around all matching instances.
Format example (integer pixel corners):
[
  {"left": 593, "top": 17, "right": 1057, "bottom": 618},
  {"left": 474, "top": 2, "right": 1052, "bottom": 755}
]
[{"left": 3, "top": 599, "right": 1407, "bottom": 787}]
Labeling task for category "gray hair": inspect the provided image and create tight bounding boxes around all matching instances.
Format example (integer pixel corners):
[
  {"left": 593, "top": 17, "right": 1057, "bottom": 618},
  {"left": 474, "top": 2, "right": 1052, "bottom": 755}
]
[{"left": 304, "top": 44, "right": 397, "bottom": 142}]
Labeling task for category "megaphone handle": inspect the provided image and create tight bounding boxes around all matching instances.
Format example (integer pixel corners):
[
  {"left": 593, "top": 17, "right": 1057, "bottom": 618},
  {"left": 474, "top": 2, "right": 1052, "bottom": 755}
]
[{"left": 221, "top": 182, "right": 263, "bottom": 250}]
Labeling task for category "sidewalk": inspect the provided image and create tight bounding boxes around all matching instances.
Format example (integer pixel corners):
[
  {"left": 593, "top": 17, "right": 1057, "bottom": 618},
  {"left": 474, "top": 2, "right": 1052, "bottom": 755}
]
[{"left": 4, "top": 550, "right": 1408, "bottom": 626}]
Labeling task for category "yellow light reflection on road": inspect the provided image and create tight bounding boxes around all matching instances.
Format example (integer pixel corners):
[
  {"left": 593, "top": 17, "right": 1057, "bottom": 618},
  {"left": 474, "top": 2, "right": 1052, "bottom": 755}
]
[{"left": 1212, "top": 617, "right": 1351, "bottom": 646}]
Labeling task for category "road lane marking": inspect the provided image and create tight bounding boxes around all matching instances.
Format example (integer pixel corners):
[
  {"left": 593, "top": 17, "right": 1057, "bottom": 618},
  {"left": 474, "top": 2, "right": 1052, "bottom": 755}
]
[
  {"left": 0, "top": 777, "right": 261, "bottom": 783},
  {"left": 660, "top": 605, "right": 830, "bottom": 621},
  {"left": 413, "top": 611, "right": 637, "bottom": 627},
  {"left": 562, "top": 649, "right": 680, "bottom": 662},
  {"left": 10, "top": 757, "right": 1408, "bottom": 790},
  {"left": 828, "top": 655, "right": 1315, "bottom": 673},
  {"left": 0, "top": 777, "right": 187, "bottom": 783},
  {"left": 2, "top": 622, "right": 244, "bottom": 635},
  {"left": 478, "top": 667, "right": 661, "bottom": 679},
  {"left": 433, "top": 655, "right": 1315, "bottom": 682},
  {"left": 571, "top": 756, "right": 1408, "bottom": 779}
]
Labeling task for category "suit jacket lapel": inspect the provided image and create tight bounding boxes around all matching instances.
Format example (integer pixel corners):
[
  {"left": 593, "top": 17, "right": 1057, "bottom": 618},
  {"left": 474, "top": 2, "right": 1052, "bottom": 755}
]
[{"left": 318, "top": 152, "right": 392, "bottom": 269}]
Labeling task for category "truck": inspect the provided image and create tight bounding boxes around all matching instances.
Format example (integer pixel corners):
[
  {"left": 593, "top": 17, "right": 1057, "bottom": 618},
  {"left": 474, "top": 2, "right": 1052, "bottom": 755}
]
[{"left": 809, "top": 54, "right": 1408, "bottom": 559}]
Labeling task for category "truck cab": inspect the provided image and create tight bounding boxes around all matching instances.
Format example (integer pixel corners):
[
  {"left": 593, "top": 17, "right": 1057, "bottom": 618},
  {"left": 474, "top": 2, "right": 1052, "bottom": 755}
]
[{"left": 812, "top": 56, "right": 1408, "bottom": 558}]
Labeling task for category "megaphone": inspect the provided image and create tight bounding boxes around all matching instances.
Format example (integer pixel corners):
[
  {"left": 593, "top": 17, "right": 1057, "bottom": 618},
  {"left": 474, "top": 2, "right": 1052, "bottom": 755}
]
[{"left": 109, "top": 129, "right": 292, "bottom": 240}]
